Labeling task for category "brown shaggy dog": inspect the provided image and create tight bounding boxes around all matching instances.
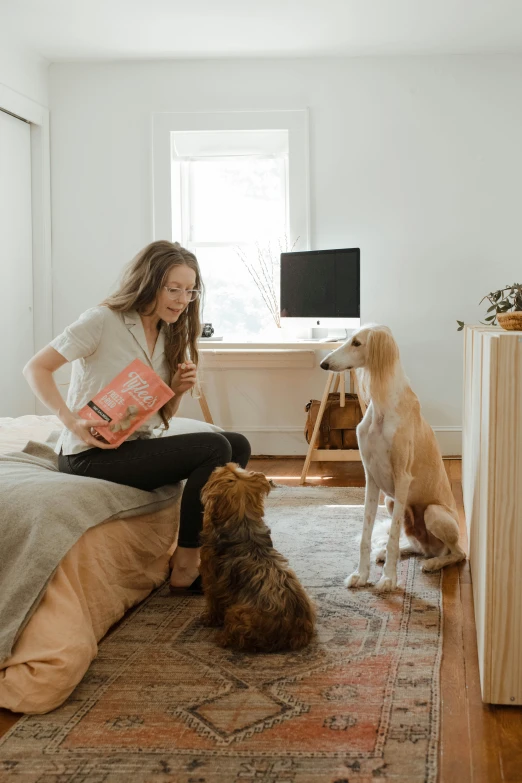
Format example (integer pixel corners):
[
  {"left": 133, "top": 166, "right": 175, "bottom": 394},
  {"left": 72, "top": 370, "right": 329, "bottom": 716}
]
[{"left": 200, "top": 463, "right": 316, "bottom": 652}]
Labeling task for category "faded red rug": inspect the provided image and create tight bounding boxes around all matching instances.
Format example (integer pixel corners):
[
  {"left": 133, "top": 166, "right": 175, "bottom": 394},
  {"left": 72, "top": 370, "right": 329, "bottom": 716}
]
[{"left": 0, "top": 486, "right": 442, "bottom": 783}]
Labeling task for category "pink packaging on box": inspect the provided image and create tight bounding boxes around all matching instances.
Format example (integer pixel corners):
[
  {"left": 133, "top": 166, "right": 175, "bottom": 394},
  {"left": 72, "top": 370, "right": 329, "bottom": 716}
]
[{"left": 78, "top": 358, "right": 174, "bottom": 446}]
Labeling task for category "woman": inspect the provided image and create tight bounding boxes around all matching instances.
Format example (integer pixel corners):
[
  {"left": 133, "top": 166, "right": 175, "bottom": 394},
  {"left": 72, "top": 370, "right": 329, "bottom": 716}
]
[{"left": 23, "top": 240, "right": 251, "bottom": 593}]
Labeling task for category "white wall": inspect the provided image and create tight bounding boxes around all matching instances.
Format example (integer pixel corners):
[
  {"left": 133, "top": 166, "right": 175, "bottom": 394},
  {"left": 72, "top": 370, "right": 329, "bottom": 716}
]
[
  {"left": 49, "top": 56, "right": 522, "bottom": 455},
  {"left": 0, "top": 37, "right": 48, "bottom": 107},
  {"left": 0, "top": 39, "right": 50, "bottom": 418}
]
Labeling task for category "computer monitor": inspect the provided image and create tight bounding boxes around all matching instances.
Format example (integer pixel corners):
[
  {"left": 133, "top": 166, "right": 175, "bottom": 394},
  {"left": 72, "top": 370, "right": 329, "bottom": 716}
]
[{"left": 280, "top": 248, "right": 360, "bottom": 337}]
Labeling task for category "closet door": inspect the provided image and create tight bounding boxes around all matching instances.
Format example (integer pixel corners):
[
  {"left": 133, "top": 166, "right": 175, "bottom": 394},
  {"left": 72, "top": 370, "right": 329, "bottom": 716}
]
[{"left": 0, "top": 109, "right": 35, "bottom": 416}]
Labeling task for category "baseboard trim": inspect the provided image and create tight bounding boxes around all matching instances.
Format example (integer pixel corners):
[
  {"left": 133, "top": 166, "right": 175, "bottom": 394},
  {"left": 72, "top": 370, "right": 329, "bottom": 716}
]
[
  {"left": 250, "top": 454, "right": 463, "bottom": 460},
  {"left": 212, "top": 425, "right": 462, "bottom": 457},
  {"left": 221, "top": 425, "right": 462, "bottom": 433}
]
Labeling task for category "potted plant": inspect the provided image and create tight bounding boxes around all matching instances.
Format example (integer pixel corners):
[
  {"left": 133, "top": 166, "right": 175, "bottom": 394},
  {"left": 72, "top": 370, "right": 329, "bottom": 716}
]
[{"left": 457, "top": 283, "right": 522, "bottom": 331}]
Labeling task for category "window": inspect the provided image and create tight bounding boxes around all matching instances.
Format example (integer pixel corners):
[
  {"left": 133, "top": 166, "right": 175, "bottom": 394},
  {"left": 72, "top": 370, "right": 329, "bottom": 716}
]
[
  {"left": 153, "top": 111, "right": 309, "bottom": 339},
  {"left": 173, "top": 132, "right": 288, "bottom": 338}
]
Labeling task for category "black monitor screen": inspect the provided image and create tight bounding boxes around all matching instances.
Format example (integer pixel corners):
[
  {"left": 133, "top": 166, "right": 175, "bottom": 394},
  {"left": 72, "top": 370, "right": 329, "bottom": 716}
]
[{"left": 280, "top": 248, "right": 360, "bottom": 318}]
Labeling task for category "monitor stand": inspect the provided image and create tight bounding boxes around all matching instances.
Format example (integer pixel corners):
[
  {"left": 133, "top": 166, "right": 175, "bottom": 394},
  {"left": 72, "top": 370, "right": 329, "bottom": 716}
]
[
  {"left": 297, "top": 326, "right": 352, "bottom": 342},
  {"left": 311, "top": 327, "right": 329, "bottom": 340}
]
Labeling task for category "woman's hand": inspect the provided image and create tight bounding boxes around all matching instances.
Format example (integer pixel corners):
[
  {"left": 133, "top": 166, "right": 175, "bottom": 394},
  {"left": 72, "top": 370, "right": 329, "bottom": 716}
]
[
  {"left": 172, "top": 361, "right": 197, "bottom": 396},
  {"left": 68, "top": 418, "right": 119, "bottom": 450}
]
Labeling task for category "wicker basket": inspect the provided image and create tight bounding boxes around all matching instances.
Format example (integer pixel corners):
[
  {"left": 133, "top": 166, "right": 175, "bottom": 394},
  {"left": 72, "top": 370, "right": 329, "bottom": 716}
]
[{"left": 497, "top": 311, "right": 522, "bottom": 331}]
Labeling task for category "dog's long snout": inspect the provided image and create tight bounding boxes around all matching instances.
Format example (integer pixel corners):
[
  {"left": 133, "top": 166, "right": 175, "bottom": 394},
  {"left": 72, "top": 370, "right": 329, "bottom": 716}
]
[{"left": 320, "top": 359, "right": 330, "bottom": 370}]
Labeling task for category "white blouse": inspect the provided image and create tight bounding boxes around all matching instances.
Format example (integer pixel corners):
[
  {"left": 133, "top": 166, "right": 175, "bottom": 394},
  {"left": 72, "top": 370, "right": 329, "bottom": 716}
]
[{"left": 50, "top": 306, "right": 170, "bottom": 456}]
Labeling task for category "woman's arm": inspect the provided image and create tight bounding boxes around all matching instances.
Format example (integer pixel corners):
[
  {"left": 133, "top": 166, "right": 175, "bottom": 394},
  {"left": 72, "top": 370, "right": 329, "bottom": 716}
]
[
  {"left": 23, "top": 347, "right": 74, "bottom": 427},
  {"left": 23, "top": 347, "right": 115, "bottom": 450}
]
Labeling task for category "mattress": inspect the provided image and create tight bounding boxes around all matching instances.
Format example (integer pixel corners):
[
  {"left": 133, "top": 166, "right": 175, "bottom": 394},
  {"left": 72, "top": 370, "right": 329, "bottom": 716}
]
[{"left": 0, "top": 415, "right": 179, "bottom": 714}]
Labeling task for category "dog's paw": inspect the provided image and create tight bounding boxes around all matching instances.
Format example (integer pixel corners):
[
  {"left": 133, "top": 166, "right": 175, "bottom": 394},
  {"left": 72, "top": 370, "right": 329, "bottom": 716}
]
[
  {"left": 421, "top": 557, "right": 443, "bottom": 573},
  {"left": 374, "top": 547, "right": 386, "bottom": 564},
  {"left": 345, "top": 571, "right": 369, "bottom": 588},
  {"left": 214, "top": 630, "right": 229, "bottom": 648},
  {"left": 375, "top": 575, "right": 397, "bottom": 593},
  {"left": 200, "top": 612, "right": 222, "bottom": 627}
]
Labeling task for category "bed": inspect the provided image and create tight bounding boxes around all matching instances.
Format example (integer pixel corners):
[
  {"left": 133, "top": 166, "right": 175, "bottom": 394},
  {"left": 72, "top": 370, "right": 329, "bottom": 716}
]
[{"left": 0, "top": 415, "right": 181, "bottom": 714}]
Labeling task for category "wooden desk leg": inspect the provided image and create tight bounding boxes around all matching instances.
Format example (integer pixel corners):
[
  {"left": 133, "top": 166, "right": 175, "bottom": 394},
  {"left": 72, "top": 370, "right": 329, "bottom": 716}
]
[
  {"left": 300, "top": 371, "right": 335, "bottom": 485},
  {"left": 197, "top": 387, "right": 214, "bottom": 425},
  {"left": 351, "top": 370, "right": 367, "bottom": 416},
  {"left": 340, "top": 371, "right": 345, "bottom": 407}
]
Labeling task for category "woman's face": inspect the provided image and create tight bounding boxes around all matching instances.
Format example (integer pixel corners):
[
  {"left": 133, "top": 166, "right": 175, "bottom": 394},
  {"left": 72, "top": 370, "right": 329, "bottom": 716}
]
[{"left": 156, "top": 264, "right": 198, "bottom": 324}]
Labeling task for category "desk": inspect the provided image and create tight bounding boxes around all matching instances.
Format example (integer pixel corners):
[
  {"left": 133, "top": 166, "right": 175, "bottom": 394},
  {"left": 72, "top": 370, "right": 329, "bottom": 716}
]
[
  {"left": 196, "top": 341, "right": 343, "bottom": 424},
  {"left": 195, "top": 340, "right": 363, "bottom": 474},
  {"left": 198, "top": 339, "right": 342, "bottom": 424}
]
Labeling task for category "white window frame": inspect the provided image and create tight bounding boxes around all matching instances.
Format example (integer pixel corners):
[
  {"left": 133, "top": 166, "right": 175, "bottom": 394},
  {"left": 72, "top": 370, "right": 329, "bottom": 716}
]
[{"left": 152, "top": 110, "right": 310, "bottom": 252}]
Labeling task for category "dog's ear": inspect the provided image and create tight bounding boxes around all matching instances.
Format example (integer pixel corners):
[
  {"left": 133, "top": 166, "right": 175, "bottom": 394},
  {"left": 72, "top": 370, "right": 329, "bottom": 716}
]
[
  {"left": 366, "top": 327, "right": 398, "bottom": 370},
  {"left": 244, "top": 470, "right": 271, "bottom": 496},
  {"left": 365, "top": 327, "right": 399, "bottom": 402},
  {"left": 201, "top": 465, "right": 232, "bottom": 523}
]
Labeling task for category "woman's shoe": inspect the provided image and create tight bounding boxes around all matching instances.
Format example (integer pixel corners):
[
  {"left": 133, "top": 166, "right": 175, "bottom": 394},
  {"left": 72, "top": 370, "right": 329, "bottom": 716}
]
[{"left": 169, "top": 574, "right": 203, "bottom": 595}]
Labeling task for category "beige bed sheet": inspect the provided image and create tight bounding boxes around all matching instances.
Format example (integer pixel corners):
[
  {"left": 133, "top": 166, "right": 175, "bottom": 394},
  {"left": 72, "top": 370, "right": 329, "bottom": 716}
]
[
  {"left": 0, "top": 415, "right": 179, "bottom": 714},
  {"left": 0, "top": 414, "right": 63, "bottom": 455},
  {"left": 0, "top": 504, "right": 178, "bottom": 714}
]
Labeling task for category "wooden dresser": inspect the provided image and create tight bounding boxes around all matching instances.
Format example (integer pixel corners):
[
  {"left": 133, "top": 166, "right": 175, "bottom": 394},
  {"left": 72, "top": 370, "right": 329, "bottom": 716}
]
[{"left": 462, "top": 325, "right": 522, "bottom": 704}]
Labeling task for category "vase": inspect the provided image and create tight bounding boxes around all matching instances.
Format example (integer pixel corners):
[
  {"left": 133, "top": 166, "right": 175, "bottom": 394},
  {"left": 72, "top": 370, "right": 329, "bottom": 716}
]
[{"left": 497, "top": 312, "right": 522, "bottom": 331}]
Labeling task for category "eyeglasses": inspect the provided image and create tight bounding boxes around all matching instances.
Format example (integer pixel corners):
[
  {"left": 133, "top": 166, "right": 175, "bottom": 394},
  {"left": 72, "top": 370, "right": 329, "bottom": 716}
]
[{"left": 163, "top": 286, "right": 201, "bottom": 303}]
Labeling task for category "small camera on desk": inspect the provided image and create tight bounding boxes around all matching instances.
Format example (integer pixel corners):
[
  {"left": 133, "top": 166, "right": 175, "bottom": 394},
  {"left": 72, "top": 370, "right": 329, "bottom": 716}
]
[{"left": 200, "top": 323, "right": 223, "bottom": 341}]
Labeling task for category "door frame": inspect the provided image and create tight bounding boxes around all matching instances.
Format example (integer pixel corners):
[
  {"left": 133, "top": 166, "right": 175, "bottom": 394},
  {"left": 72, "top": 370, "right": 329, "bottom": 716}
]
[{"left": 0, "top": 84, "right": 52, "bottom": 376}]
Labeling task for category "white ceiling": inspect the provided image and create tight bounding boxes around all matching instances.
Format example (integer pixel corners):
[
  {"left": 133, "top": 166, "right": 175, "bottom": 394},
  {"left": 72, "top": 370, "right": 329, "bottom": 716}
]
[{"left": 3, "top": 0, "right": 522, "bottom": 62}]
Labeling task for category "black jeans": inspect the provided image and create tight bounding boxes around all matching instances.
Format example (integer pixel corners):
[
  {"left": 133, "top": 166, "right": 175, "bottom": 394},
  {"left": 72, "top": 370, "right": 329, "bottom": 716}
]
[{"left": 58, "top": 431, "right": 251, "bottom": 548}]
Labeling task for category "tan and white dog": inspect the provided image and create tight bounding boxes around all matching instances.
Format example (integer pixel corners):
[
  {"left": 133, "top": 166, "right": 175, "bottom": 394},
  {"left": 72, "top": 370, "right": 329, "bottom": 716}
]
[{"left": 320, "top": 324, "right": 466, "bottom": 592}]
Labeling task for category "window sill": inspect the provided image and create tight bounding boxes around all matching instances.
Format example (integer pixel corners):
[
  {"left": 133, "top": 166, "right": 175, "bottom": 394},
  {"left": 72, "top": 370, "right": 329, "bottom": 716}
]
[
  {"left": 198, "top": 347, "right": 314, "bottom": 369},
  {"left": 198, "top": 339, "right": 343, "bottom": 350},
  {"left": 197, "top": 341, "right": 343, "bottom": 369}
]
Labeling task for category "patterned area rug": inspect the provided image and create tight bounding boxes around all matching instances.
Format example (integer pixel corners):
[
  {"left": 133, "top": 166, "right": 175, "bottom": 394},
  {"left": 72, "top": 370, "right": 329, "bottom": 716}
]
[{"left": 0, "top": 486, "right": 442, "bottom": 783}]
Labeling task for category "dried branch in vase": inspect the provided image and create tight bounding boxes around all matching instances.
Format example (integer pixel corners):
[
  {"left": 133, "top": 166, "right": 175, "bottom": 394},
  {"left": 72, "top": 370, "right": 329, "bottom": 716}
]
[{"left": 236, "top": 237, "right": 299, "bottom": 328}]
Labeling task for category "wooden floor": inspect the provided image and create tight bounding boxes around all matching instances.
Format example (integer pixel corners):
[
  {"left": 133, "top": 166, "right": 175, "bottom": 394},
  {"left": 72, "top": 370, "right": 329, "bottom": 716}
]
[
  {"left": 250, "top": 458, "right": 522, "bottom": 783},
  {"left": 2, "top": 457, "right": 522, "bottom": 782}
]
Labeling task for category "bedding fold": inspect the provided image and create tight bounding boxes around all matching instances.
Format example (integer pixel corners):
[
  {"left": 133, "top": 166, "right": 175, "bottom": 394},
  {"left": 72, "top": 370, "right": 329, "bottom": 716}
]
[{"left": 0, "top": 440, "right": 180, "bottom": 664}]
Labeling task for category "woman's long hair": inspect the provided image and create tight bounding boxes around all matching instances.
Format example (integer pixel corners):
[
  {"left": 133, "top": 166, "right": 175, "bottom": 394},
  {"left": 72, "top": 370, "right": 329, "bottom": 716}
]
[{"left": 102, "top": 240, "right": 203, "bottom": 426}]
